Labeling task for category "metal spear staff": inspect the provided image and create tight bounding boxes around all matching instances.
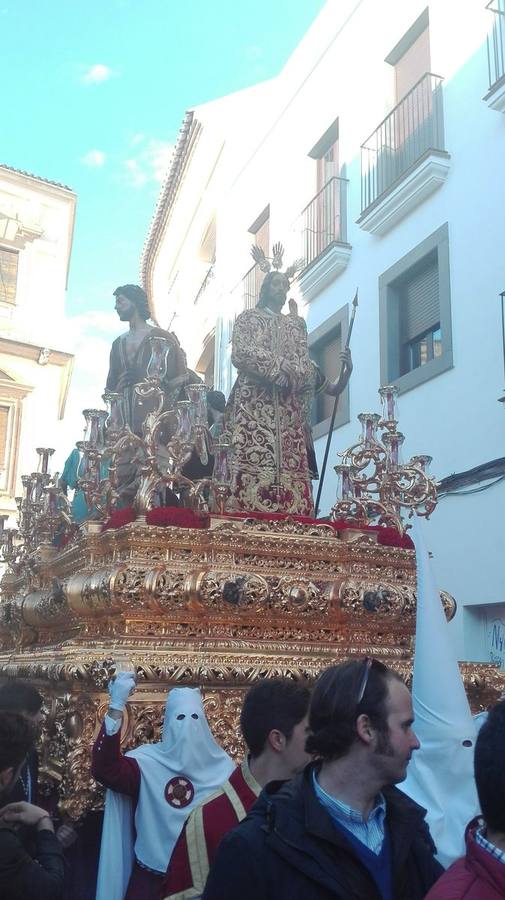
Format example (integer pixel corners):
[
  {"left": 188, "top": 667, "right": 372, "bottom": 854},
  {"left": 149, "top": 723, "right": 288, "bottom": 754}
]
[{"left": 314, "top": 289, "right": 358, "bottom": 518}]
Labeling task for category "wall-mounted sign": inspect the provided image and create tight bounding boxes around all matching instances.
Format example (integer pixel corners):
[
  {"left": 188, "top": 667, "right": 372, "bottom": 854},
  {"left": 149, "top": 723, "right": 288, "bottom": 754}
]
[{"left": 485, "top": 611, "right": 505, "bottom": 669}]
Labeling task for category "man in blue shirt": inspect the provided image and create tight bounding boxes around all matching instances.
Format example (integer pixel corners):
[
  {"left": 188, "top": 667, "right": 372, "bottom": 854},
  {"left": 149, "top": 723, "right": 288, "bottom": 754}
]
[{"left": 203, "top": 659, "right": 443, "bottom": 900}]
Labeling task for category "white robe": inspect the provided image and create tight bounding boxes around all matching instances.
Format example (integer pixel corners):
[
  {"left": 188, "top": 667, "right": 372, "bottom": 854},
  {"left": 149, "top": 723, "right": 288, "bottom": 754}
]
[{"left": 96, "top": 687, "right": 234, "bottom": 900}]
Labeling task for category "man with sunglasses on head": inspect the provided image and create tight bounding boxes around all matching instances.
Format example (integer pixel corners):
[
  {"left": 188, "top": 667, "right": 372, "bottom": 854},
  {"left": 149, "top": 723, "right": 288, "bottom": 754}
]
[{"left": 203, "top": 658, "right": 443, "bottom": 900}]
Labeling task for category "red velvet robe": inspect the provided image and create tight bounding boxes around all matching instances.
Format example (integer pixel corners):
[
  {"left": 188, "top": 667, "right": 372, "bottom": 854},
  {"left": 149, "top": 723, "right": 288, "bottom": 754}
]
[{"left": 161, "top": 760, "right": 261, "bottom": 899}]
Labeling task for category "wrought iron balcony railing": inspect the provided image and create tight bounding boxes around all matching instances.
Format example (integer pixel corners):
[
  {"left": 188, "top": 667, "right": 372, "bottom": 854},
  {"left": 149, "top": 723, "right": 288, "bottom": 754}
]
[
  {"left": 361, "top": 73, "right": 445, "bottom": 213},
  {"left": 242, "top": 262, "right": 265, "bottom": 310},
  {"left": 486, "top": 1, "right": 505, "bottom": 90},
  {"left": 301, "top": 176, "right": 349, "bottom": 270},
  {"left": 194, "top": 264, "right": 215, "bottom": 304}
]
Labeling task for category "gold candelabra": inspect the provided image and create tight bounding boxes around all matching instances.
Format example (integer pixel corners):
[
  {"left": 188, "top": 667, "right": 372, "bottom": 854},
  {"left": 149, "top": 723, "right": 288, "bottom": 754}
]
[
  {"left": 75, "top": 335, "right": 232, "bottom": 520},
  {"left": 331, "top": 385, "right": 437, "bottom": 534}
]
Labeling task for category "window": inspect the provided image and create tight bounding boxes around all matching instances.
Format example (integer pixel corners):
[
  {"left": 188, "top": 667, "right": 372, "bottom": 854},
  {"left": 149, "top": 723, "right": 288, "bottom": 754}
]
[
  {"left": 386, "top": 10, "right": 432, "bottom": 150},
  {"left": 0, "top": 248, "right": 19, "bottom": 305},
  {"left": 379, "top": 223, "right": 453, "bottom": 394},
  {"left": 248, "top": 206, "right": 270, "bottom": 304},
  {"left": 309, "top": 304, "right": 350, "bottom": 439},
  {"left": 199, "top": 217, "right": 216, "bottom": 264},
  {"left": 306, "top": 121, "right": 342, "bottom": 260},
  {"left": 202, "top": 354, "right": 214, "bottom": 388},
  {"left": 312, "top": 328, "right": 342, "bottom": 424},
  {"left": 390, "top": 15, "right": 431, "bottom": 103}
]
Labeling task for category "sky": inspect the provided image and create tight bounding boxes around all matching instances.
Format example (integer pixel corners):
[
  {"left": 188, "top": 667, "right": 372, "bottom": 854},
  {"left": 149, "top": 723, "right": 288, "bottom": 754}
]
[{"left": 1, "top": 0, "right": 326, "bottom": 464}]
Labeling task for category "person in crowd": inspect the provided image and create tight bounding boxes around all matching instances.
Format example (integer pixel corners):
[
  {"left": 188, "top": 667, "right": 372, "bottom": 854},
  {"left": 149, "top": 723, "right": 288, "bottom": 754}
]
[
  {"left": 425, "top": 698, "right": 505, "bottom": 899},
  {"left": 93, "top": 673, "right": 234, "bottom": 900},
  {"left": 0, "top": 681, "right": 44, "bottom": 806},
  {"left": 162, "top": 677, "right": 311, "bottom": 899},
  {"left": 0, "top": 710, "right": 64, "bottom": 899},
  {"left": 0, "top": 680, "right": 77, "bottom": 852},
  {"left": 203, "top": 658, "right": 444, "bottom": 900}
]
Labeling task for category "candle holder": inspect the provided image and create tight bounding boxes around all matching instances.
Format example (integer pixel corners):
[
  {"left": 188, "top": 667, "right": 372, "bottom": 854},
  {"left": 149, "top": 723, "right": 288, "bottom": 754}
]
[{"left": 332, "top": 386, "right": 437, "bottom": 534}]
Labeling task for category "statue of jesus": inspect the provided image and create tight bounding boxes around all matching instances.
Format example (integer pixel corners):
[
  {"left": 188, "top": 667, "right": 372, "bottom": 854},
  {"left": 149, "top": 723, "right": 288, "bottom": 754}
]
[{"left": 223, "top": 262, "right": 352, "bottom": 516}]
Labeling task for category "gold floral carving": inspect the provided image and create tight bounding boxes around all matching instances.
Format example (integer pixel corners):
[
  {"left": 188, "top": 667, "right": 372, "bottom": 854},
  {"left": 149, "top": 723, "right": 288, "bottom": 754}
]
[{"left": 0, "top": 517, "right": 502, "bottom": 821}]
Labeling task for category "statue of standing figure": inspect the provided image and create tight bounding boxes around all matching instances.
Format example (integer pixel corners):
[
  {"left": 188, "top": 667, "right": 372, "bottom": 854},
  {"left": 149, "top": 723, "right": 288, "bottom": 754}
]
[
  {"left": 222, "top": 248, "right": 352, "bottom": 516},
  {"left": 105, "top": 284, "right": 192, "bottom": 436},
  {"left": 105, "top": 284, "right": 205, "bottom": 506}
]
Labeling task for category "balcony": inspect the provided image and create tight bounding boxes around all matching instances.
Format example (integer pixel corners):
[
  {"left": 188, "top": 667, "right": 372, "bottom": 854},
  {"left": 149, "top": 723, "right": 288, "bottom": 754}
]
[
  {"left": 194, "top": 264, "right": 215, "bottom": 305},
  {"left": 484, "top": 1, "right": 505, "bottom": 111},
  {"left": 358, "top": 73, "right": 450, "bottom": 236},
  {"left": 297, "top": 177, "right": 351, "bottom": 301},
  {"left": 242, "top": 263, "right": 264, "bottom": 310}
]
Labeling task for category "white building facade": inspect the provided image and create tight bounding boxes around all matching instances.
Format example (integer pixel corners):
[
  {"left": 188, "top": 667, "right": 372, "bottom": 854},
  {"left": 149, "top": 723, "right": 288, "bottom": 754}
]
[
  {"left": 142, "top": 0, "right": 505, "bottom": 667},
  {"left": 0, "top": 164, "right": 75, "bottom": 521}
]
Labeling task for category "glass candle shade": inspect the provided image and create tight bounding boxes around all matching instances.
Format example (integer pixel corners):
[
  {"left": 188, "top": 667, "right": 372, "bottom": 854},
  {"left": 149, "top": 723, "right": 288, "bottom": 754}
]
[
  {"left": 378, "top": 385, "right": 399, "bottom": 423},
  {"left": 103, "top": 392, "right": 125, "bottom": 434},
  {"left": 358, "top": 413, "right": 381, "bottom": 448},
  {"left": 36, "top": 448, "right": 55, "bottom": 475},
  {"left": 334, "top": 463, "right": 352, "bottom": 500},
  {"left": 146, "top": 336, "right": 171, "bottom": 381},
  {"left": 185, "top": 383, "right": 208, "bottom": 428},
  {"left": 213, "top": 441, "right": 231, "bottom": 484}
]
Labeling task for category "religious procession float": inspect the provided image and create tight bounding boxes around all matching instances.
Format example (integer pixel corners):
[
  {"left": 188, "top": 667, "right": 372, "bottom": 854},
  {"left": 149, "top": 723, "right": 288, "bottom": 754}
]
[{"left": 0, "top": 254, "right": 502, "bottom": 823}]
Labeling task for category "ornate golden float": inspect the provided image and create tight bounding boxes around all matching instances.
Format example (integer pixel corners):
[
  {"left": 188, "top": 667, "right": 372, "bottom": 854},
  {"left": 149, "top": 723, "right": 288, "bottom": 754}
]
[{"left": 0, "top": 367, "right": 502, "bottom": 823}]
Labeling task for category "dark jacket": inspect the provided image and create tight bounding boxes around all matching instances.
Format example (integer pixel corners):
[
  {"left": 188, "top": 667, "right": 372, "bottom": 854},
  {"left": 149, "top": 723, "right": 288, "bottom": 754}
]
[
  {"left": 0, "top": 825, "right": 65, "bottom": 900},
  {"left": 203, "top": 765, "right": 443, "bottom": 900},
  {"left": 425, "top": 820, "right": 505, "bottom": 900}
]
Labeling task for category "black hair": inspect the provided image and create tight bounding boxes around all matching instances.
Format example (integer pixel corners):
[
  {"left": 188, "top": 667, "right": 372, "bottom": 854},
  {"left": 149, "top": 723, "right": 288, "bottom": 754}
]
[
  {"left": 0, "top": 711, "right": 34, "bottom": 773},
  {"left": 257, "top": 271, "right": 290, "bottom": 309},
  {"left": 240, "top": 678, "right": 310, "bottom": 758},
  {"left": 113, "top": 284, "right": 150, "bottom": 321},
  {"left": 207, "top": 390, "right": 226, "bottom": 414},
  {"left": 0, "top": 680, "right": 43, "bottom": 715},
  {"left": 306, "top": 659, "right": 401, "bottom": 761},
  {"left": 474, "top": 699, "right": 505, "bottom": 833}
]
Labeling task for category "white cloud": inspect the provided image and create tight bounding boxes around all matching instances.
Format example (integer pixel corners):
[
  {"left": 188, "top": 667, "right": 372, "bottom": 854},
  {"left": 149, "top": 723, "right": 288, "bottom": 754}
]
[
  {"left": 122, "top": 138, "right": 173, "bottom": 189},
  {"left": 82, "top": 63, "right": 114, "bottom": 85},
  {"left": 81, "top": 149, "right": 106, "bottom": 167}
]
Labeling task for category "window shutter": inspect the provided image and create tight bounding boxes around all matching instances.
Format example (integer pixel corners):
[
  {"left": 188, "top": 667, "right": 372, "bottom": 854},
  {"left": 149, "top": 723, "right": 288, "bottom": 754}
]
[
  {"left": 0, "top": 249, "right": 19, "bottom": 305},
  {"left": 394, "top": 27, "right": 431, "bottom": 102},
  {"left": 315, "top": 330, "right": 341, "bottom": 422},
  {"left": 401, "top": 257, "right": 439, "bottom": 342}
]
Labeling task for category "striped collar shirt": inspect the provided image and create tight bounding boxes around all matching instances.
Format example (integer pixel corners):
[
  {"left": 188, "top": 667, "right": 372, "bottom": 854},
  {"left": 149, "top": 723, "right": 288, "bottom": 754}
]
[
  {"left": 475, "top": 826, "right": 505, "bottom": 864},
  {"left": 312, "top": 769, "right": 386, "bottom": 855}
]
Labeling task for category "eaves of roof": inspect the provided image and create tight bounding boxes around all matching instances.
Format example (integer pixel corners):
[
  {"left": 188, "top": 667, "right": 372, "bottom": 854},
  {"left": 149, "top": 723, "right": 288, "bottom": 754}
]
[
  {"left": 0, "top": 162, "right": 74, "bottom": 193},
  {"left": 140, "top": 110, "right": 202, "bottom": 303}
]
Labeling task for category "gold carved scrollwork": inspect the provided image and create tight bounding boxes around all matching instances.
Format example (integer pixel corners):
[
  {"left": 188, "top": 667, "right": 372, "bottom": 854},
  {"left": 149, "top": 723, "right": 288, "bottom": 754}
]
[
  {"left": 339, "top": 581, "right": 416, "bottom": 618},
  {"left": 144, "top": 567, "right": 187, "bottom": 610},
  {"left": 66, "top": 564, "right": 128, "bottom": 617}
]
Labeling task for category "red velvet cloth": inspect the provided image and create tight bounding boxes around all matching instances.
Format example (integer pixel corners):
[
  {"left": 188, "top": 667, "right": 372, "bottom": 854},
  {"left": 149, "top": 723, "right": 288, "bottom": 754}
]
[
  {"left": 91, "top": 723, "right": 141, "bottom": 803},
  {"left": 100, "top": 505, "right": 414, "bottom": 549}
]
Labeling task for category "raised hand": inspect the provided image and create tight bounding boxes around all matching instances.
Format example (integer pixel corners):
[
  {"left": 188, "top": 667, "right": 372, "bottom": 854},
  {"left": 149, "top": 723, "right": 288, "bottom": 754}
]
[{"left": 108, "top": 671, "right": 136, "bottom": 712}]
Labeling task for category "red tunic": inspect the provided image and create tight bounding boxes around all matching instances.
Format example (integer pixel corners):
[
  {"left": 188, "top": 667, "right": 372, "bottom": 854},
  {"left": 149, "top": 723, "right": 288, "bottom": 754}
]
[
  {"left": 161, "top": 760, "right": 261, "bottom": 899},
  {"left": 92, "top": 723, "right": 162, "bottom": 900}
]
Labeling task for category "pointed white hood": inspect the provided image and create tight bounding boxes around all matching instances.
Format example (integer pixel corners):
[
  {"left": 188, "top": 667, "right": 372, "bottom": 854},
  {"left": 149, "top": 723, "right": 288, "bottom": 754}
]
[
  {"left": 96, "top": 687, "right": 234, "bottom": 900},
  {"left": 402, "top": 520, "right": 479, "bottom": 868}
]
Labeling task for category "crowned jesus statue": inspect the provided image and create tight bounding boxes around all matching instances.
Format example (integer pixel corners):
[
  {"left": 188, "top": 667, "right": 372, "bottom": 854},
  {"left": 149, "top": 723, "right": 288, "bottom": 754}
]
[{"left": 222, "top": 243, "right": 352, "bottom": 517}]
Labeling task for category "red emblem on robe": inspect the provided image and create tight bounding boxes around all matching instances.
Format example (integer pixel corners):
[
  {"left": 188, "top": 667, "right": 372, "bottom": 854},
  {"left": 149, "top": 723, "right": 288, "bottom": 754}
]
[{"left": 165, "top": 775, "right": 195, "bottom": 808}]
